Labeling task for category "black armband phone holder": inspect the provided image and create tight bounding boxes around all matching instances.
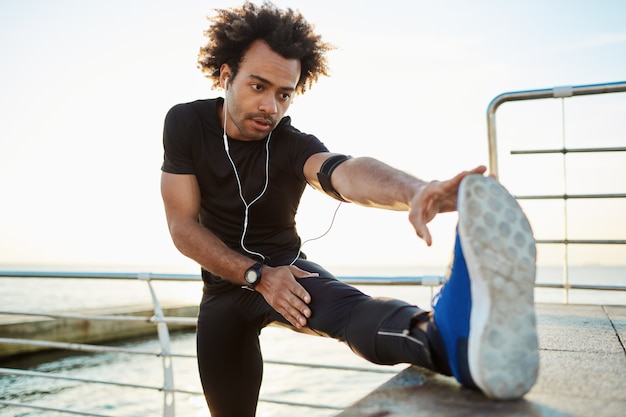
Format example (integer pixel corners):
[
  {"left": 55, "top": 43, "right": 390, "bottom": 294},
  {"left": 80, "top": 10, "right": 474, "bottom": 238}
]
[{"left": 317, "top": 154, "right": 352, "bottom": 202}]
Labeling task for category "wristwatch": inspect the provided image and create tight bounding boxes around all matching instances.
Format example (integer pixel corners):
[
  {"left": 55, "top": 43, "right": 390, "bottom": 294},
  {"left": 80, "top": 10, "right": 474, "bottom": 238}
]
[{"left": 244, "top": 262, "right": 265, "bottom": 289}]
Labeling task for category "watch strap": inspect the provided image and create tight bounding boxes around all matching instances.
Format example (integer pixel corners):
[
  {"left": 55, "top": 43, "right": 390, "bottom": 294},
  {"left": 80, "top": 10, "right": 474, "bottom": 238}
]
[{"left": 244, "top": 262, "right": 265, "bottom": 288}]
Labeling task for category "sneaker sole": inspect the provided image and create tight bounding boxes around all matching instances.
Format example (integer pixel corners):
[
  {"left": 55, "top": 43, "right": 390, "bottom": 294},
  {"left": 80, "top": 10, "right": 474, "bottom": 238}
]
[{"left": 457, "top": 175, "right": 539, "bottom": 399}]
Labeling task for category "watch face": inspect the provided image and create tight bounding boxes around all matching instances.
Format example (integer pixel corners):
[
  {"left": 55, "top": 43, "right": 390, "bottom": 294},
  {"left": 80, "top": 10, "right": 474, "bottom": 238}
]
[
  {"left": 245, "top": 269, "right": 258, "bottom": 284},
  {"left": 244, "top": 263, "right": 263, "bottom": 288}
]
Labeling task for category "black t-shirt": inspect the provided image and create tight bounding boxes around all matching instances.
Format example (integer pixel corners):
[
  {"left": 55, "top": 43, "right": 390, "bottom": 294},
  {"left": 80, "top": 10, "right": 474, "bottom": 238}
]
[{"left": 161, "top": 98, "right": 328, "bottom": 290}]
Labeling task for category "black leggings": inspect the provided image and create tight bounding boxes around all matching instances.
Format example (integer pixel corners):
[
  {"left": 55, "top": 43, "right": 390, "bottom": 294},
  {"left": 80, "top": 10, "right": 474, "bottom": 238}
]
[{"left": 196, "top": 259, "right": 433, "bottom": 417}]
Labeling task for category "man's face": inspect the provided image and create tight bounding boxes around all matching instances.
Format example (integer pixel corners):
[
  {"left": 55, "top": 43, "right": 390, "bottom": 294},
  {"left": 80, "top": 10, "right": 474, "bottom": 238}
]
[{"left": 222, "top": 40, "right": 301, "bottom": 141}]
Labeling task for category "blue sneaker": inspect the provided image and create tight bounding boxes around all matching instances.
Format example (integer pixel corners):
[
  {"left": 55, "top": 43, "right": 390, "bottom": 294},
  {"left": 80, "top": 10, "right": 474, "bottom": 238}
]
[{"left": 432, "top": 174, "right": 539, "bottom": 399}]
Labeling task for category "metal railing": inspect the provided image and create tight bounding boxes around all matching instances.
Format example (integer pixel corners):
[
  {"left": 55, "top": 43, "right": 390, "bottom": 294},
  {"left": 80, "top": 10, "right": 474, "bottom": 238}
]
[
  {"left": 0, "top": 271, "right": 442, "bottom": 417},
  {"left": 2, "top": 271, "right": 623, "bottom": 416},
  {"left": 487, "top": 80, "right": 626, "bottom": 303}
]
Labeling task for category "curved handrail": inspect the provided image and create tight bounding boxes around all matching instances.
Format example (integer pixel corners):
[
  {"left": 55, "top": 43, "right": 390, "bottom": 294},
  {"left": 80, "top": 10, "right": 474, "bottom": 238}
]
[{"left": 486, "top": 81, "right": 626, "bottom": 177}]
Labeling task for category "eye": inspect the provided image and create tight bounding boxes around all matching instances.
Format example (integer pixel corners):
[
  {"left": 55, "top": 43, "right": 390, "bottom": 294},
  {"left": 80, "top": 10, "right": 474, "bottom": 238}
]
[
  {"left": 251, "top": 83, "right": 263, "bottom": 91},
  {"left": 280, "top": 92, "right": 291, "bottom": 101}
]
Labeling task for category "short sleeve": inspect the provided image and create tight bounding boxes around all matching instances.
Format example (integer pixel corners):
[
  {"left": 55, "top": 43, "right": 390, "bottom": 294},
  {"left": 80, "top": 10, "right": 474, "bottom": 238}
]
[{"left": 161, "top": 104, "right": 195, "bottom": 174}]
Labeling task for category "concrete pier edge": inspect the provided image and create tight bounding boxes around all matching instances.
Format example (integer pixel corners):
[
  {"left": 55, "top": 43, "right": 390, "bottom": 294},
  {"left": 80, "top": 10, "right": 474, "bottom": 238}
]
[
  {"left": 337, "top": 303, "right": 626, "bottom": 417},
  {"left": 0, "top": 304, "right": 197, "bottom": 360}
]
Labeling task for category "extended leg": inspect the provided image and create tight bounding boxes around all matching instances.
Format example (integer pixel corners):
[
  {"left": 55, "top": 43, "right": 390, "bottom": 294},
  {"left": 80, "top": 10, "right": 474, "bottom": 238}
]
[{"left": 278, "top": 260, "right": 438, "bottom": 371}]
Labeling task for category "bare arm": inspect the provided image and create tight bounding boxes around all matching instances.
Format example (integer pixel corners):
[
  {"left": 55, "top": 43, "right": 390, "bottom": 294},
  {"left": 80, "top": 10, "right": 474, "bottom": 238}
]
[
  {"left": 160, "top": 172, "right": 250, "bottom": 279},
  {"left": 160, "top": 172, "right": 313, "bottom": 328},
  {"left": 304, "top": 153, "right": 487, "bottom": 245}
]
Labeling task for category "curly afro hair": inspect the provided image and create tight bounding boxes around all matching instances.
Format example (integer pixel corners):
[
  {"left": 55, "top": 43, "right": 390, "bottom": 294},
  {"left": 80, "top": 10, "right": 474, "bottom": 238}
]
[{"left": 198, "top": 1, "right": 333, "bottom": 94}]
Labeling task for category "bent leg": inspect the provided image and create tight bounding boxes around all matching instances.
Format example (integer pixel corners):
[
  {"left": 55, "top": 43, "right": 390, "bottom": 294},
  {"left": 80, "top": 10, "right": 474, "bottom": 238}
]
[{"left": 196, "top": 289, "right": 266, "bottom": 417}]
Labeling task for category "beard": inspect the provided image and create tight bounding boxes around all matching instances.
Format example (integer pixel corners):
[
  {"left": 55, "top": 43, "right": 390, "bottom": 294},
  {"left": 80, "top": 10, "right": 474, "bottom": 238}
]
[{"left": 224, "top": 94, "right": 278, "bottom": 141}]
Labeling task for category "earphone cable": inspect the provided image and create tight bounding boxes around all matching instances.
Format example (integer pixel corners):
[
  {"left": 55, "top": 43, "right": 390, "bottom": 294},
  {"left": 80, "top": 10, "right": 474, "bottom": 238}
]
[
  {"left": 290, "top": 201, "right": 342, "bottom": 265},
  {"left": 223, "top": 96, "right": 271, "bottom": 260},
  {"left": 222, "top": 95, "right": 340, "bottom": 266}
]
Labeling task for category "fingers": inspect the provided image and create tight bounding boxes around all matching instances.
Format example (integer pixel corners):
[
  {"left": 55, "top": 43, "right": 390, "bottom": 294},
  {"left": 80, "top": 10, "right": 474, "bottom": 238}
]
[
  {"left": 295, "top": 286, "right": 312, "bottom": 306},
  {"left": 409, "top": 165, "right": 487, "bottom": 246},
  {"left": 415, "top": 223, "right": 433, "bottom": 247},
  {"left": 290, "top": 265, "right": 319, "bottom": 279},
  {"left": 258, "top": 266, "right": 313, "bottom": 329},
  {"left": 471, "top": 165, "right": 488, "bottom": 175},
  {"left": 465, "top": 165, "right": 488, "bottom": 176},
  {"left": 446, "top": 165, "right": 487, "bottom": 191},
  {"left": 411, "top": 206, "right": 433, "bottom": 246},
  {"left": 279, "top": 286, "right": 311, "bottom": 328},
  {"left": 280, "top": 293, "right": 311, "bottom": 328}
]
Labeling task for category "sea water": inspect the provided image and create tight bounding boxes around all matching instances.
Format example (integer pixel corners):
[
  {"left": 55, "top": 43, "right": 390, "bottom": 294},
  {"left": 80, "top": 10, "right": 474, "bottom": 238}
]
[
  {"left": 0, "top": 265, "right": 624, "bottom": 416},
  {"left": 1, "top": 329, "right": 401, "bottom": 417}
]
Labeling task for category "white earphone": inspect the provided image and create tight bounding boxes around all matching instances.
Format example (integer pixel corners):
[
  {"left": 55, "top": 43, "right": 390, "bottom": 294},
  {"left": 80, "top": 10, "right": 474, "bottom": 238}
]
[
  {"left": 222, "top": 76, "right": 272, "bottom": 261},
  {"left": 220, "top": 73, "right": 339, "bottom": 265}
]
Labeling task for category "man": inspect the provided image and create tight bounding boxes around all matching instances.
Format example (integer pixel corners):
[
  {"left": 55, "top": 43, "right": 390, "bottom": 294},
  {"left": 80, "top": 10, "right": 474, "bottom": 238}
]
[{"left": 161, "top": 3, "right": 539, "bottom": 416}]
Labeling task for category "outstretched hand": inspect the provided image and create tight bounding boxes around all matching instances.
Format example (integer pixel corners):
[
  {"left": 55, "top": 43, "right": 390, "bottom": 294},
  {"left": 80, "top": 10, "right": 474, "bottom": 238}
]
[
  {"left": 409, "top": 165, "right": 487, "bottom": 246},
  {"left": 255, "top": 265, "right": 317, "bottom": 329}
]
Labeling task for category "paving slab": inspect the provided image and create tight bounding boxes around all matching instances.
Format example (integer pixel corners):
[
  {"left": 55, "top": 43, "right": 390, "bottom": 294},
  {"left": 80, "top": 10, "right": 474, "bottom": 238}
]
[{"left": 337, "top": 303, "right": 626, "bottom": 417}]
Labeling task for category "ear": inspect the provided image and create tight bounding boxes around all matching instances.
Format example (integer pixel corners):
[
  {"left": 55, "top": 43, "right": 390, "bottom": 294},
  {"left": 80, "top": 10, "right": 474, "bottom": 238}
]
[{"left": 220, "top": 64, "right": 232, "bottom": 90}]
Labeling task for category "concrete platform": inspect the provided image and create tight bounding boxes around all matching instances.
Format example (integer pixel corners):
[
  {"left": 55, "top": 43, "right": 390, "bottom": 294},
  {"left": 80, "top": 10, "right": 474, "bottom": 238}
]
[{"left": 338, "top": 303, "right": 626, "bottom": 417}]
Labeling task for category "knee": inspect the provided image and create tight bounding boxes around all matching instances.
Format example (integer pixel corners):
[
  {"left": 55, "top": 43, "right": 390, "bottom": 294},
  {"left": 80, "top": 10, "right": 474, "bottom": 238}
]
[
  {"left": 297, "top": 276, "right": 367, "bottom": 339},
  {"left": 345, "top": 298, "right": 414, "bottom": 363}
]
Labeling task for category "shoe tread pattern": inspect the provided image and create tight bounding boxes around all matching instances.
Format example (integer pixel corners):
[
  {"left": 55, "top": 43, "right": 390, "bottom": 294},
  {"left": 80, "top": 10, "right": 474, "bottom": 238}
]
[{"left": 458, "top": 175, "right": 539, "bottom": 399}]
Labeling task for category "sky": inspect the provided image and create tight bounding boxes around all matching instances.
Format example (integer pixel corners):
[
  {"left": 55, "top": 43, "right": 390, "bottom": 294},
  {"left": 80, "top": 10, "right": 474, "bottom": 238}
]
[{"left": 1, "top": 0, "right": 625, "bottom": 274}]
